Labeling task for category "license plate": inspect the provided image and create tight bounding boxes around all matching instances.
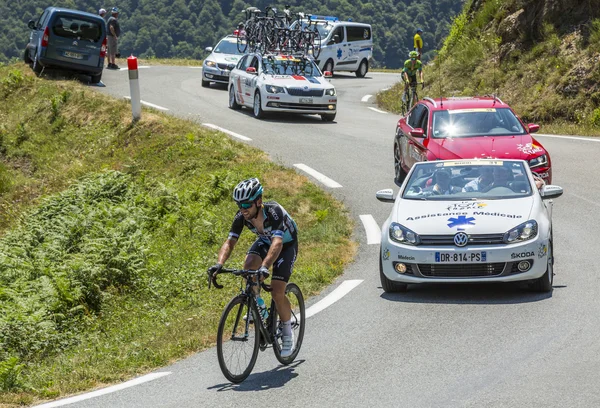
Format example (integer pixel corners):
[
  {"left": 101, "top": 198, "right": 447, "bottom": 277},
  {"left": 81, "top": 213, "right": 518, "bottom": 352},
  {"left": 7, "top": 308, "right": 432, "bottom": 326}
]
[
  {"left": 64, "top": 51, "right": 83, "bottom": 59},
  {"left": 299, "top": 98, "right": 313, "bottom": 104},
  {"left": 435, "top": 251, "right": 487, "bottom": 263}
]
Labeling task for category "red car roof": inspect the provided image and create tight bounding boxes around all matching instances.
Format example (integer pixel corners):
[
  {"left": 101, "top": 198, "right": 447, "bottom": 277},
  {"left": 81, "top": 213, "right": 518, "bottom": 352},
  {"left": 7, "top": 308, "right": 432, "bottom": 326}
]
[{"left": 424, "top": 96, "right": 509, "bottom": 111}]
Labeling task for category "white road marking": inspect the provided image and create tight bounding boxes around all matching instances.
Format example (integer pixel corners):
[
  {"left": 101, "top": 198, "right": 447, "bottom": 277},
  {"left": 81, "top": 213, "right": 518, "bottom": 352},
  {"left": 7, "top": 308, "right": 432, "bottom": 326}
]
[
  {"left": 360, "top": 214, "right": 381, "bottom": 245},
  {"left": 293, "top": 164, "right": 342, "bottom": 188},
  {"left": 33, "top": 372, "right": 172, "bottom": 408},
  {"left": 368, "top": 107, "right": 388, "bottom": 114},
  {"left": 361, "top": 94, "right": 372, "bottom": 102},
  {"left": 536, "top": 134, "right": 600, "bottom": 142},
  {"left": 123, "top": 96, "right": 169, "bottom": 111},
  {"left": 203, "top": 123, "right": 252, "bottom": 141},
  {"left": 381, "top": 87, "right": 391, "bottom": 91},
  {"left": 304, "top": 280, "right": 363, "bottom": 319},
  {"left": 569, "top": 192, "right": 600, "bottom": 208}
]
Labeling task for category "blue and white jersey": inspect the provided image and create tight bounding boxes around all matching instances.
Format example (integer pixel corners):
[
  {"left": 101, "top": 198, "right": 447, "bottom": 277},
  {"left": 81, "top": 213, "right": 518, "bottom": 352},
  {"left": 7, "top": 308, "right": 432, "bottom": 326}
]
[{"left": 228, "top": 201, "right": 298, "bottom": 246}]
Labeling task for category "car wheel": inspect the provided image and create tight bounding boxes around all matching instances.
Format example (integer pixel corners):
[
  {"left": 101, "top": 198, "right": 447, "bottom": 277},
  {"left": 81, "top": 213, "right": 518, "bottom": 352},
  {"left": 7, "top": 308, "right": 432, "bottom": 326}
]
[
  {"left": 201, "top": 78, "right": 210, "bottom": 88},
  {"left": 253, "top": 91, "right": 265, "bottom": 119},
  {"left": 90, "top": 73, "right": 102, "bottom": 84},
  {"left": 324, "top": 59, "right": 334, "bottom": 75},
  {"left": 380, "top": 248, "right": 408, "bottom": 293},
  {"left": 530, "top": 239, "right": 553, "bottom": 292},
  {"left": 23, "top": 47, "right": 32, "bottom": 64},
  {"left": 321, "top": 113, "right": 336, "bottom": 122},
  {"left": 229, "top": 85, "right": 241, "bottom": 110},
  {"left": 32, "top": 53, "right": 43, "bottom": 76},
  {"left": 355, "top": 59, "right": 368, "bottom": 78},
  {"left": 394, "top": 141, "right": 407, "bottom": 186}
]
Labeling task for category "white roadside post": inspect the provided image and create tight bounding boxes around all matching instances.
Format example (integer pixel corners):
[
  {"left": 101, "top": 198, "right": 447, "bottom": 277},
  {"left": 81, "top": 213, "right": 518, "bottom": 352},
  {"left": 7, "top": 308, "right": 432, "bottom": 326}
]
[{"left": 127, "top": 55, "right": 142, "bottom": 121}]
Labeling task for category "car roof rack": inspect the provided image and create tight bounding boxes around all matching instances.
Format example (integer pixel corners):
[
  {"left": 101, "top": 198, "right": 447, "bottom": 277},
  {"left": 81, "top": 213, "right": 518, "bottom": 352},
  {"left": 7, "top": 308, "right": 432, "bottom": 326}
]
[
  {"left": 423, "top": 97, "right": 437, "bottom": 108},
  {"left": 483, "top": 94, "right": 505, "bottom": 105}
]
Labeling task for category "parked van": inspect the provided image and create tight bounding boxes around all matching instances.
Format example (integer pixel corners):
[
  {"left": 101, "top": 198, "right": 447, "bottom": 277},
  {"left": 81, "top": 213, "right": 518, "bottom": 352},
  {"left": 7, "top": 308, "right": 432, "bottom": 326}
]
[
  {"left": 290, "top": 16, "right": 373, "bottom": 77},
  {"left": 24, "top": 7, "right": 107, "bottom": 84}
]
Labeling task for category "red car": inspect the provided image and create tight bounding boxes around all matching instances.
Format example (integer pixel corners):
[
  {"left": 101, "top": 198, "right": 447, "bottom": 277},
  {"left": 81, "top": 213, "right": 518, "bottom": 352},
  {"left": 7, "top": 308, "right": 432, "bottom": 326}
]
[{"left": 394, "top": 96, "right": 552, "bottom": 185}]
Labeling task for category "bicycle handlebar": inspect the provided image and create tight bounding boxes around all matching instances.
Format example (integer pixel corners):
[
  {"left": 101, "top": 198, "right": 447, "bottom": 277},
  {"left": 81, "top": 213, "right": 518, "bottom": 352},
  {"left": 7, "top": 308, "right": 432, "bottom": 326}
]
[{"left": 208, "top": 267, "right": 272, "bottom": 292}]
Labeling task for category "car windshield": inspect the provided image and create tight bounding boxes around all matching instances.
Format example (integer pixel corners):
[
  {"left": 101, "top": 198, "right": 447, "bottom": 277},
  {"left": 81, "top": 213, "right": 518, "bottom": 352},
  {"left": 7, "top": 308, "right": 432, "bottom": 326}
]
[
  {"left": 402, "top": 161, "right": 534, "bottom": 200},
  {"left": 262, "top": 56, "right": 321, "bottom": 76},
  {"left": 289, "top": 20, "right": 334, "bottom": 39},
  {"left": 432, "top": 108, "right": 526, "bottom": 138},
  {"left": 214, "top": 39, "right": 243, "bottom": 55}
]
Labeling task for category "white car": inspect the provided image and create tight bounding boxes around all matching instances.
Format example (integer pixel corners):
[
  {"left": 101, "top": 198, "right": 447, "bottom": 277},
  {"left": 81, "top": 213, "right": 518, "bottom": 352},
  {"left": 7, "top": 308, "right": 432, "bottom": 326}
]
[
  {"left": 202, "top": 35, "right": 244, "bottom": 87},
  {"left": 376, "top": 159, "right": 564, "bottom": 293},
  {"left": 228, "top": 52, "right": 337, "bottom": 121}
]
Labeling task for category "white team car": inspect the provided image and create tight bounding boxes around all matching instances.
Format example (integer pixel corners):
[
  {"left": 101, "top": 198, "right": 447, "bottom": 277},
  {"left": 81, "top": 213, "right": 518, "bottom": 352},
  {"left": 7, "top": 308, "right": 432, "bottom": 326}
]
[
  {"left": 202, "top": 35, "right": 244, "bottom": 87},
  {"left": 228, "top": 52, "right": 337, "bottom": 121},
  {"left": 377, "top": 159, "right": 564, "bottom": 293}
]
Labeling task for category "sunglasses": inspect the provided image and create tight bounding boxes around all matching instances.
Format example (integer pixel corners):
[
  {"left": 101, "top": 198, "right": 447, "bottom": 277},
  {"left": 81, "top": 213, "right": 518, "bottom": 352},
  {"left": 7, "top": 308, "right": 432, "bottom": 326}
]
[{"left": 237, "top": 201, "right": 254, "bottom": 209}]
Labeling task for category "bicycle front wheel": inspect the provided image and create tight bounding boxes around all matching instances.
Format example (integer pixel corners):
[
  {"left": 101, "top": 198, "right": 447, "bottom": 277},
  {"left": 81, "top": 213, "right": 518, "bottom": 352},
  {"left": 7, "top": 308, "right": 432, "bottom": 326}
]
[
  {"left": 272, "top": 283, "right": 305, "bottom": 365},
  {"left": 216, "top": 295, "right": 260, "bottom": 383}
]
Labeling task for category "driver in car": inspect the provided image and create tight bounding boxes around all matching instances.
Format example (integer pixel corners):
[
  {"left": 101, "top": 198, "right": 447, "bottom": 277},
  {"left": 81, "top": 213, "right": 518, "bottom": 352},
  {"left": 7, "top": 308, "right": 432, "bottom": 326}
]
[{"left": 424, "top": 169, "right": 462, "bottom": 195}]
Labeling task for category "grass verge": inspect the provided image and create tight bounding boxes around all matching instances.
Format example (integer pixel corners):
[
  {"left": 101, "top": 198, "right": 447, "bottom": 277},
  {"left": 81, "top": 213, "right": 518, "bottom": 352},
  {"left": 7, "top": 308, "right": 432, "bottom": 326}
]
[{"left": 0, "top": 63, "right": 356, "bottom": 406}]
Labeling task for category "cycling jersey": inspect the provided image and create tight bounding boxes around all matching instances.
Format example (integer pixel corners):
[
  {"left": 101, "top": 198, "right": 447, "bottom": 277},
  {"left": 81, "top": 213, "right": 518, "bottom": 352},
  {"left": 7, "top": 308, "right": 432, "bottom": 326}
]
[
  {"left": 413, "top": 33, "right": 423, "bottom": 50},
  {"left": 402, "top": 59, "right": 422, "bottom": 77},
  {"left": 228, "top": 201, "right": 298, "bottom": 246}
]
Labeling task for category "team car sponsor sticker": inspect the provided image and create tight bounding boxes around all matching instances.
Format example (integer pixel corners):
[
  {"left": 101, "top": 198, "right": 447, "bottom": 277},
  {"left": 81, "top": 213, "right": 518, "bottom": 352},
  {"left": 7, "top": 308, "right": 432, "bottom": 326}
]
[
  {"left": 398, "top": 254, "right": 415, "bottom": 261},
  {"left": 382, "top": 247, "right": 390, "bottom": 260},
  {"left": 448, "top": 108, "right": 497, "bottom": 114},
  {"left": 538, "top": 243, "right": 548, "bottom": 258},
  {"left": 447, "top": 202, "right": 487, "bottom": 211},
  {"left": 511, "top": 251, "right": 535, "bottom": 259},
  {"left": 517, "top": 143, "right": 544, "bottom": 155},
  {"left": 441, "top": 160, "right": 504, "bottom": 167}
]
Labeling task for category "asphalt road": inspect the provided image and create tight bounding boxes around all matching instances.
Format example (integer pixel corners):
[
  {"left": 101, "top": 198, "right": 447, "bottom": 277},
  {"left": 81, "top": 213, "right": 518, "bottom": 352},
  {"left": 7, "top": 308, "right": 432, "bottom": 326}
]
[{"left": 42, "top": 67, "right": 600, "bottom": 408}]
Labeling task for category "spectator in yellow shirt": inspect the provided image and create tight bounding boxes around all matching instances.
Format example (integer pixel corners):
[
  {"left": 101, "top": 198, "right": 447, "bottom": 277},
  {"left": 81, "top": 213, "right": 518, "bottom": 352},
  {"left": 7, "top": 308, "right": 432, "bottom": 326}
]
[{"left": 414, "top": 28, "right": 423, "bottom": 60}]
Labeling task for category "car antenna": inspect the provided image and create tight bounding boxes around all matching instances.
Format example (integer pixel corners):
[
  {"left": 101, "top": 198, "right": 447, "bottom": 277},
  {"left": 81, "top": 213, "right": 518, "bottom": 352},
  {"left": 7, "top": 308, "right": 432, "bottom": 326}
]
[{"left": 438, "top": 49, "right": 444, "bottom": 109}]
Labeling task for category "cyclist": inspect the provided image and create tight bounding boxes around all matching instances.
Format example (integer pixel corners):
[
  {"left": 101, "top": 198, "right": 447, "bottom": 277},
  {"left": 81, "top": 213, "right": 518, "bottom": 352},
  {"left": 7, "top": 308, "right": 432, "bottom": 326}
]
[
  {"left": 402, "top": 51, "right": 424, "bottom": 106},
  {"left": 414, "top": 28, "right": 424, "bottom": 60},
  {"left": 208, "top": 178, "right": 298, "bottom": 357}
]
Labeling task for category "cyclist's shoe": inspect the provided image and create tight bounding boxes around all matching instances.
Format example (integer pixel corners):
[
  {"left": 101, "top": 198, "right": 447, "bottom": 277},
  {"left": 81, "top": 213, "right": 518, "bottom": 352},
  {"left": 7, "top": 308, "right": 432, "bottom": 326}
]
[
  {"left": 280, "top": 332, "right": 295, "bottom": 358},
  {"left": 401, "top": 93, "right": 407, "bottom": 102},
  {"left": 243, "top": 313, "right": 254, "bottom": 324}
]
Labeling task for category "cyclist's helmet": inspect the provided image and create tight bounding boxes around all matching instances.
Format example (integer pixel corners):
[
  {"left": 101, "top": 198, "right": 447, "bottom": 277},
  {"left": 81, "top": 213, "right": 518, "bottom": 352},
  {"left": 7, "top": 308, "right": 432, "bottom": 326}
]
[
  {"left": 409, "top": 51, "right": 418, "bottom": 58},
  {"left": 233, "top": 178, "right": 263, "bottom": 202}
]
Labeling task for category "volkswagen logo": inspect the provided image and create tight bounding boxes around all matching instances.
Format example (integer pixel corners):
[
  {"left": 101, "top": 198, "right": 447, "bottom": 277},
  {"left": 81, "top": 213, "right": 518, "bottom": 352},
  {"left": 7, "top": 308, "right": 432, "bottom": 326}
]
[
  {"left": 454, "top": 232, "right": 469, "bottom": 247},
  {"left": 303, "top": 86, "right": 309, "bottom": 90},
  {"left": 72, "top": 41, "right": 78, "bottom": 46}
]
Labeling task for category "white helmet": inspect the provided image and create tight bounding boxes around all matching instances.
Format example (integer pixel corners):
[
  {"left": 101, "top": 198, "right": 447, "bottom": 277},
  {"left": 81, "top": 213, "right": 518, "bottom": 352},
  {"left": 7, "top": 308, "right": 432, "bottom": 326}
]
[{"left": 233, "top": 178, "right": 263, "bottom": 202}]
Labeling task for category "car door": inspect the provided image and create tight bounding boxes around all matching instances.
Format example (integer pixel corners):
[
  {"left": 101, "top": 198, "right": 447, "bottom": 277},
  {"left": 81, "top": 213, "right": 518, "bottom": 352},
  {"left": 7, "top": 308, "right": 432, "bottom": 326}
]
[
  {"left": 231, "top": 55, "right": 249, "bottom": 106},
  {"left": 401, "top": 103, "right": 429, "bottom": 169},
  {"left": 244, "top": 55, "right": 260, "bottom": 106},
  {"left": 328, "top": 26, "right": 346, "bottom": 68},
  {"left": 344, "top": 25, "right": 366, "bottom": 70},
  {"left": 30, "top": 10, "right": 49, "bottom": 58}
]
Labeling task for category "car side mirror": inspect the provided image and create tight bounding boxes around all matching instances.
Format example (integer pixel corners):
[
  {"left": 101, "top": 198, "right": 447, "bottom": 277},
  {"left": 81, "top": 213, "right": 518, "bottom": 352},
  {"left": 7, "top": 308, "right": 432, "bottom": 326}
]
[
  {"left": 410, "top": 128, "right": 424, "bottom": 138},
  {"left": 324, "top": 71, "right": 332, "bottom": 78},
  {"left": 28, "top": 20, "right": 36, "bottom": 29},
  {"left": 205, "top": 46, "right": 213, "bottom": 52},
  {"left": 528, "top": 123, "right": 540, "bottom": 133},
  {"left": 540, "top": 185, "right": 563, "bottom": 199},
  {"left": 246, "top": 67, "right": 257, "bottom": 74},
  {"left": 376, "top": 189, "right": 395, "bottom": 203}
]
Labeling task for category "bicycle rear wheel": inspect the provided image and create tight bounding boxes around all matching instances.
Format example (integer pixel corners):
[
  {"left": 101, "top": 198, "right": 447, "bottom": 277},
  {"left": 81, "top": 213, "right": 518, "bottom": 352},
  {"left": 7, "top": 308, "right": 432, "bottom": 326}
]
[
  {"left": 272, "top": 283, "right": 305, "bottom": 365},
  {"left": 217, "top": 295, "right": 260, "bottom": 383}
]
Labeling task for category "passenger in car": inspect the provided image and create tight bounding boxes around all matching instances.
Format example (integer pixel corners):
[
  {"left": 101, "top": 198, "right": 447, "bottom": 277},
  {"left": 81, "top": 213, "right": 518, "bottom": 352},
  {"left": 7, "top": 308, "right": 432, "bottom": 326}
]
[
  {"left": 463, "top": 167, "right": 494, "bottom": 192},
  {"left": 424, "top": 169, "right": 462, "bottom": 195}
]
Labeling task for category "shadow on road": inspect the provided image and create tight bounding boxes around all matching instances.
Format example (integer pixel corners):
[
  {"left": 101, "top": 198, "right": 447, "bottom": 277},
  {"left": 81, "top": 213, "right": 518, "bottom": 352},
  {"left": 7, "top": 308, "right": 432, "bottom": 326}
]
[
  {"left": 379, "top": 282, "right": 563, "bottom": 304},
  {"left": 208, "top": 359, "right": 305, "bottom": 392},
  {"left": 231, "top": 108, "right": 337, "bottom": 124}
]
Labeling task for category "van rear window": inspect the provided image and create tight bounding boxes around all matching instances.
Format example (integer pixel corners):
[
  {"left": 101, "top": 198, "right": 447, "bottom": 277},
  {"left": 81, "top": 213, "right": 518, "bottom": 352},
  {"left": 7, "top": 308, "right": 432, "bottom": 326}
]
[
  {"left": 347, "top": 26, "right": 371, "bottom": 42},
  {"left": 52, "top": 16, "right": 103, "bottom": 42}
]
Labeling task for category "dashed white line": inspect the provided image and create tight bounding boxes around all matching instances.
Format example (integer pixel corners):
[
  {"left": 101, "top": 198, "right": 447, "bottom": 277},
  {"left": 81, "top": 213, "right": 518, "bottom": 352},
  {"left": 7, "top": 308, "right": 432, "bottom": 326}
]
[
  {"left": 359, "top": 214, "right": 381, "bottom": 245},
  {"left": 536, "top": 133, "right": 600, "bottom": 142},
  {"left": 368, "top": 107, "right": 388, "bottom": 114},
  {"left": 304, "top": 280, "right": 363, "bottom": 319},
  {"left": 203, "top": 123, "right": 252, "bottom": 141},
  {"left": 293, "top": 164, "right": 342, "bottom": 188},
  {"left": 361, "top": 94, "right": 373, "bottom": 102},
  {"left": 381, "top": 87, "right": 391, "bottom": 91},
  {"left": 33, "top": 372, "right": 172, "bottom": 407},
  {"left": 123, "top": 96, "right": 169, "bottom": 111}
]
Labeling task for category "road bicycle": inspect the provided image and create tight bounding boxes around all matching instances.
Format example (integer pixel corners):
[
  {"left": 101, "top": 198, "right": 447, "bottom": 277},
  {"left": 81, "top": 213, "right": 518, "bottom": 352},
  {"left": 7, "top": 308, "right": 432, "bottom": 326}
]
[
  {"left": 208, "top": 267, "right": 305, "bottom": 383},
  {"left": 400, "top": 80, "right": 423, "bottom": 116}
]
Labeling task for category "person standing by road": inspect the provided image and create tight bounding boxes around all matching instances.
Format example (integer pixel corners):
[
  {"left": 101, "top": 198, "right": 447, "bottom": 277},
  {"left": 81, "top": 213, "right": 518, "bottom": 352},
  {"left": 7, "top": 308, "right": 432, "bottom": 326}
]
[
  {"left": 106, "top": 7, "right": 121, "bottom": 69},
  {"left": 414, "top": 28, "right": 424, "bottom": 60}
]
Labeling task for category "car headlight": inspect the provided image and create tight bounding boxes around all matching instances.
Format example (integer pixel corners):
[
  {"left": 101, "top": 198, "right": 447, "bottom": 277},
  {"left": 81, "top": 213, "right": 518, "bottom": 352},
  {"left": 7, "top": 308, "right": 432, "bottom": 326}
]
[
  {"left": 503, "top": 220, "right": 538, "bottom": 243},
  {"left": 204, "top": 60, "right": 216, "bottom": 68},
  {"left": 325, "top": 88, "right": 336, "bottom": 96},
  {"left": 389, "top": 223, "right": 420, "bottom": 245},
  {"left": 528, "top": 154, "right": 548, "bottom": 168},
  {"left": 266, "top": 85, "right": 285, "bottom": 94}
]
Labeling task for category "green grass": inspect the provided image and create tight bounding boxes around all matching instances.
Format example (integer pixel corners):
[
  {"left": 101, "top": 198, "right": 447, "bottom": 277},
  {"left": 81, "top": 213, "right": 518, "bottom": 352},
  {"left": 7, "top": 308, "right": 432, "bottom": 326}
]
[
  {"left": 0, "top": 63, "right": 356, "bottom": 406},
  {"left": 377, "top": 6, "right": 600, "bottom": 136}
]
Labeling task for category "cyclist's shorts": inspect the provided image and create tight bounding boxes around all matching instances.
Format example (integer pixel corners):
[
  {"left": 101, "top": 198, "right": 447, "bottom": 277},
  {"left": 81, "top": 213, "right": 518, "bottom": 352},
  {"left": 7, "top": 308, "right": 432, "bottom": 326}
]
[
  {"left": 407, "top": 74, "right": 417, "bottom": 85},
  {"left": 247, "top": 239, "right": 298, "bottom": 282}
]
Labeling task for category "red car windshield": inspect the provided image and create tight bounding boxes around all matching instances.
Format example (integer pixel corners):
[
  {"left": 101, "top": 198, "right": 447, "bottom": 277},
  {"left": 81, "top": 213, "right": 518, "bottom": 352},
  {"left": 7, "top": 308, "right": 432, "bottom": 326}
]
[{"left": 432, "top": 108, "right": 526, "bottom": 139}]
